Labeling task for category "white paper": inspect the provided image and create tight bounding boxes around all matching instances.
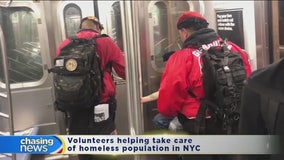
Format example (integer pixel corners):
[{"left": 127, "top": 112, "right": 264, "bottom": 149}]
[
  {"left": 94, "top": 103, "right": 109, "bottom": 122},
  {"left": 55, "top": 59, "right": 64, "bottom": 67}
]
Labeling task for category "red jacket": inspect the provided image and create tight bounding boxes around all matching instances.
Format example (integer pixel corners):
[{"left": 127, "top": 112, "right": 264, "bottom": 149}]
[
  {"left": 56, "top": 29, "right": 126, "bottom": 103},
  {"left": 157, "top": 28, "right": 251, "bottom": 118}
]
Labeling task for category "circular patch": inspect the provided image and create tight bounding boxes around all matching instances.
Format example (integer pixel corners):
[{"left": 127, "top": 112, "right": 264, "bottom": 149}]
[{"left": 65, "top": 59, "right": 77, "bottom": 71}]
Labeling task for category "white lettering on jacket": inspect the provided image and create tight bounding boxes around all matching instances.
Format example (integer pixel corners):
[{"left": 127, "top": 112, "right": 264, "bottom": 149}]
[
  {"left": 201, "top": 40, "right": 221, "bottom": 50},
  {"left": 192, "top": 39, "right": 232, "bottom": 74}
]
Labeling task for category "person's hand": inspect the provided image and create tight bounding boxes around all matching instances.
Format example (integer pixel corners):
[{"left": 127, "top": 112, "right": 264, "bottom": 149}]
[
  {"left": 141, "top": 96, "right": 152, "bottom": 103},
  {"left": 140, "top": 97, "right": 147, "bottom": 103},
  {"left": 140, "top": 96, "right": 151, "bottom": 103}
]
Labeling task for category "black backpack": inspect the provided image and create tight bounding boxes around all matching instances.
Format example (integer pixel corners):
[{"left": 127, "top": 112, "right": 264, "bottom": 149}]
[
  {"left": 49, "top": 35, "right": 108, "bottom": 112},
  {"left": 195, "top": 40, "right": 247, "bottom": 134}
]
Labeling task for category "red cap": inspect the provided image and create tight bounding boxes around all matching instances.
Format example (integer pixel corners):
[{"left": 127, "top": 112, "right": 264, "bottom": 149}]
[{"left": 176, "top": 11, "right": 207, "bottom": 27}]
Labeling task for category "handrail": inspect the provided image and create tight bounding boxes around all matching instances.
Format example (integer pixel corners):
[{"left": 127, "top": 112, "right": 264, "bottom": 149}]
[
  {"left": 0, "top": 112, "right": 9, "bottom": 119},
  {"left": 0, "top": 92, "right": 7, "bottom": 98}
]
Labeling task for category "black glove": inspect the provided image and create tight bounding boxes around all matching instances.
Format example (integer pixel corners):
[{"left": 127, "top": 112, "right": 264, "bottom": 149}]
[{"left": 162, "top": 51, "right": 175, "bottom": 62}]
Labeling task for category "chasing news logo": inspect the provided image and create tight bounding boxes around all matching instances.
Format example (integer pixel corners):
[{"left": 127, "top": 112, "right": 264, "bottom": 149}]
[{"left": 19, "top": 136, "right": 63, "bottom": 154}]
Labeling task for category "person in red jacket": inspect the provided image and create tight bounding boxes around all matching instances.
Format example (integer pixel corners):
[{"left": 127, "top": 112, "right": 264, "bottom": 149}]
[
  {"left": 56, "top": 16, "right": 125, "bottom": 160},
  {"left": 158, "top": 11, "right": 251, "bottom": 120},
  {"left": 157, "top": 11, "right": 251, "bottom": 160}
]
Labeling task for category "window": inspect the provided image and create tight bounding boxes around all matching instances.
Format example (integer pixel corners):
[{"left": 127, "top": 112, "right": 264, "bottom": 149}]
[
  {"left": 63, "top": 3, "right": 82, "bottom": 37},
  {"left": 110, "top": 2, "right": 123, "bottom": 50},
  {"left": 0, "top": 7, "right": 43, "bottom": 83},
  {"left": 150, "top": 2, "right": 169, "bottom": 69},
  {"left": 149, "top": 1, "right": 190, "bottom": 72}
]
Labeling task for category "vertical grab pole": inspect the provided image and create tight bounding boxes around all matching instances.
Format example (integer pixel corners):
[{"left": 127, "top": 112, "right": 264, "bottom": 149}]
[
  {"left": 0, "top": 26, "right": 15, "bottom": 160},
  {"left": 120, "top": 1, "right": 144, "bottom": 135}
]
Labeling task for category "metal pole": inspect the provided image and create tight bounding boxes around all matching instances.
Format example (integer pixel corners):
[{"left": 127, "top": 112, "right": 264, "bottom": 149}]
[
  {"left": 0, "top": 25, "right": 16, "bottom": 160},
  {"left": 93, "top": 0, "right": 99, "bottom": 18},
  {"left": 120, "top": 1, "right": 143, "bottom": 159},
  {"left": 120, "top": 0, "right": 144, "bottom": 136}
]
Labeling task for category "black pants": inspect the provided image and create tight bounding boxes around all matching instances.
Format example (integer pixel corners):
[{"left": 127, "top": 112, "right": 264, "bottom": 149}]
[
  {"left": 177, "top": 113, "right": 223, "bottom": 135},
  {"left": 68, "top": 98, "right": 117, "bottom": 160},
  {"left": 177, "top": 113, "right": 240, "bottom": 160}
]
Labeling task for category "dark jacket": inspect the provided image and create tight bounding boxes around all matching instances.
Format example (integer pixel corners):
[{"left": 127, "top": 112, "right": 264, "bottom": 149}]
[
  {"left": 56, "top": 29, "right": 126, "bottom": 103},
  {"left": 158, "top": 28, "right": 251, "bottom": 118},
  {"left": 239, "top": 58, "right": 284, "bottom": 159}
]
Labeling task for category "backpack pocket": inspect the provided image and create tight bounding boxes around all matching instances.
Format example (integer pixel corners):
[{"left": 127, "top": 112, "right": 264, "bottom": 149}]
[{"left": 54, "top": 75, "right": 96, "bottom": 112}]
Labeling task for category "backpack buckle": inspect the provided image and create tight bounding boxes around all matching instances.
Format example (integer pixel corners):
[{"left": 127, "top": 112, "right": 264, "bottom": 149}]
[{"left": 223, "top": 66, "right": 230, "bottom": 72}]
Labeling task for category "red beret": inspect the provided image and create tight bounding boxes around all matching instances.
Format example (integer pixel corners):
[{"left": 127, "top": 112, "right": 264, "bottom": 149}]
[{"left": 176, "top": 11, "right": 207, "bottom": 27}]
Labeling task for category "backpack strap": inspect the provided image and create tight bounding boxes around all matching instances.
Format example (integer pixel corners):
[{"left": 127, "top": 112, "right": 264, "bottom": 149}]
[
  {"left": 222, "top": 42, "right": 234, "bottom": 90},
  {"left": 90, "top": 34, "right": 112, "bottom": 93},
  {"left": 194, "top": 99, "right": 207, "bottom": 134},
  {"left": 186, "top": 90, "right": 205, "bottom": 134},
  {"left": 187, "top": 90, "right": 221, "bottom": 134}
]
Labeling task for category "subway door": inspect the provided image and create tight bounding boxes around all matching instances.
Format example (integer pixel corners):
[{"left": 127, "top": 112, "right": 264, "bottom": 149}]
[
  {"left": 140, "top": 1, "right": 202, "bottom": 132},
  {"left": 269, "top": 1, "right": 284, "bottom": 62},
  {"left": 56, "top": 1, "right": 130, "bottom": 135},
  {"left": 96, "top": 1, "right": 130, "bottom": 135},
  {"left": 0, "top": 1, "right": 61, "bottom": 135},
  {"left": 278, "top": 1, "right": 284, "bottom": 60},
  {"left": 54, "top": 1, "right": 95, "bottom": 135}
]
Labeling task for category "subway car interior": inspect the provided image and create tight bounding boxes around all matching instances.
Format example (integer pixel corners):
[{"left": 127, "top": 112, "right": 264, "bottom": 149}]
[{"left": 0, "top": 0, "right": 283, "bottom": 160}]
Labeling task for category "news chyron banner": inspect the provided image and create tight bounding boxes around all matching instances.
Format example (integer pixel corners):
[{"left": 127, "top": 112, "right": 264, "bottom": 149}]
[{"left": 0, "top": 135, "right": 280, "bottom": 154}]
